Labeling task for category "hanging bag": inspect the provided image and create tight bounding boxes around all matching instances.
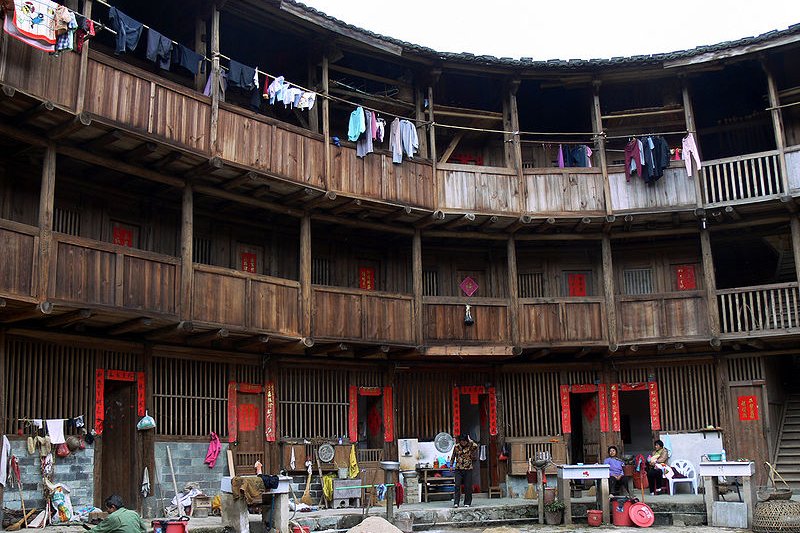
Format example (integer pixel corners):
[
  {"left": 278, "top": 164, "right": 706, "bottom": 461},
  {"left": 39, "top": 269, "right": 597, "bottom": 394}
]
[{"left": 136, "top": 411, "right": 156, "bottom": 431}]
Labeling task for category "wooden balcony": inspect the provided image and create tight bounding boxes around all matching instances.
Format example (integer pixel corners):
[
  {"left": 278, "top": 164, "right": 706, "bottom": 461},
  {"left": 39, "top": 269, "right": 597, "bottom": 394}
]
[
  {"left": 519, "top": 297, "right": 606, "bottom": 345},
  {"left": 718, "top": 282, "right": 800, "bottom": 337},
  {"left": 2, "top": 37, "right": 80, "bottom": 110},
  {"left": 423, "top": 297, "right": 510, "bottom": 343},
  {"left": 787, "top": 146, "right": 800, "bottom": 193},
  {"left": 312, "top": 286, "right": 414, "bottom": 343},
  {"left": 523, "top": 168, "right": 605, "bottom": 215},
  {"left": 609, "top": 165, "right": 698, "bottom": 212},
  {"left": 701, "top": 150, "right": 783, "bottom": 207},
  {"left": 438, "top": 164, "right": 522, "bottom": 214},
  {"left": 192, "top": 264, "right": 301, "bottom": 335},
  {"left": 0, "top": 220, "right": 38, "bottom": 302},
  {"left": 617, "top": 291, "right": 709, "bottom": 343},
  {"left": 51, "top": 234, "right": 180, "bottom": 316}
]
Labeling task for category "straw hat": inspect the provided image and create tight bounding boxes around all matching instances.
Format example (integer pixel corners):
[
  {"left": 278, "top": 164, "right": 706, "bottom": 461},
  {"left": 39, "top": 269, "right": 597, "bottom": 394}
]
[{"left": 66, "top": 435, "right": 81, "bottom": 452}]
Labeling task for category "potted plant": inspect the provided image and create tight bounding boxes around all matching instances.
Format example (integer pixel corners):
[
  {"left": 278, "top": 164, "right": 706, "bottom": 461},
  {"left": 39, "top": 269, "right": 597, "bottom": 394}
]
[{"left": 544, "top": 499, "right": 566, "bottom": 525}]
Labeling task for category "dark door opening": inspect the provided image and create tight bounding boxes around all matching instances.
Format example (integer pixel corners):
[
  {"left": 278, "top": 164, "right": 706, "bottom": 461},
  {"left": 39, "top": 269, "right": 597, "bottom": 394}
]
[
  {"left": 357, "top": 394, "right": 384, "bottom": 450},
  {"left": 101, "top": 380, "right": 137, "bottom": 508},
  {"left": 459, "top": 394, "right": 487, "bottom": 492},
  {"left": 569, "top": 392, "right": 600, "bottom": 464},
  {"left": 619, "top": 390, "right": 651, "bottom": 456}
]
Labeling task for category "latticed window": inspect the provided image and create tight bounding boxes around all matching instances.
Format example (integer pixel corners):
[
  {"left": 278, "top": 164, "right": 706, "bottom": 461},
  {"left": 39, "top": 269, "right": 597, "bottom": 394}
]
[
  {"left": 423, "top": 270, "right": 439, "bottom": 296},
  {"left": 518, "top": 272, "right": 545, "bottom": 297},
  {"left": 54, "top": 207, "right": 80, "bottom": 236},
  {"left": 193, "top": 236, "right": 212, "bottom": 265},
  {"left": 312, "top": 257, "right": 331, "bottom": 285},
  {"left": 623, "top": 268, "right": 654, "bottom": 295}
]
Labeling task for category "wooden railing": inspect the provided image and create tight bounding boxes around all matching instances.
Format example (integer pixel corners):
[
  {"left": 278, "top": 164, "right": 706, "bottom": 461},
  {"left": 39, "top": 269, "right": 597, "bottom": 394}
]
[
  {"left": 357, "top": 448, "right": 385, "bottom": 463},
  {"left": 312, "top": 286, "right": 414, "bottom": 343},
  {"left": 2, "top": 37, "right": 80, "bottom": 110},
  {"left": 51, "top": 234, "right": 180, "bottom": 316},
  {"left": 523, "top": 168, "right": 605, "bottom": 215},
  {"left": 423, "top": 297, "right": 510, "bottom": 343},
  {"left": 617, "top": 291, "right": 709, "bottom": 342},
  {"left": 518, "top": 297, "right": 605, "bottom": 344},
  {"left": 192, "top": 264, "right": 301, "bottom": 335},
  {"left": 608, "top": 164, "right": 697, "bottom": 212},
  {"left": 438, "top": 164, "right": 522, "bottom": 214},
  {"left": 718, "top": 282, "right": 800, "bottom": 335},
  {"left": 786, "top": 147, "right": 800, "bottom": 191},
  {"left": 0, "top": 220, "right": 38, "bottom": 301},
  {"left": 701, "top": 150, "right": 783, "bottom": 206}
]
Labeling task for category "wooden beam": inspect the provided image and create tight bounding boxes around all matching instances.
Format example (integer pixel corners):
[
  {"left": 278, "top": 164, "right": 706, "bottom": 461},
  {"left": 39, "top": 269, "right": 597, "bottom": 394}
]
[
  {"left": 573, "top": 217, "right": 592, "bottom": 233},
  {"left": 12, "top": 100, "right": 54, "bottom": 126},
  {"left": 184, "top": 156, "right": 223, "bottom": 177},
  {"left": 1, "top": 302, "right": 53, "bottom": 323},
  {"left": 187, "top": 328, "right": 229, "bottom": 345},
  {"left": 700, "top": 229, "right": 721, "bottom": 337},
  {"left": 304, "top": 190, "right": 337, "bottom": 210},
  {"left": 223, "top": 171, "right": 259, "bottom": 191},
  {"left": 575, "top": 347, "right": 592, "bottom": 359},
  {"left": 506, "top": 214, "right": 533, "bottom": 234},
  {"left": 507, "top": 235, "right": 520, "bottom": 346},
  {"left": 180, "top": 181, "right": 193, "bottom": 320},
  {"left": 146, "top": 321, "right": 194, "bottom": 340},
  {"left": 383, "top": 205, "right": 412, "bottom": 223},
  {"left": 414, "top": 210, "right": 445, "bottom": 229},
  {"left": 44, "top": 308, "right": 92, "bottom": 328},
  {"left": 330, "top": 198, "right": 361, "bottom": 216},
  {"left": 478, "top": 215, "right": 499, "bottom": 229},
  {"left": 194, "top": 184, "right": 303, "bottom": 217},
  {"left": 107, "top": 317, "right": 153, "bottom": 335},
  {"left": 300, "top": 215, "right": 312, "bottom": 337},
  {"left": 124, "top": 142, "right": 158, "bottom": 163},
  {"left": 321, "top": 51, "right": 330, "bottom": 190},
  {"left": 438, "top": 131, "right": 464, "bottom": 164},
  {"left": 235, "top": 335, "right": 271, "bottom": 350},
  {"left": 209, "top": 4, "right": 220, "bottom": 153},
  {"left": 47, "top": 112, "right": 91, "bottom": 140},
  {"left": 534, "top": 217, "right": 556, "bottom": 233},
  {"left": 781, "top": 195, "right": 799, "bottom": 214},
  {"left": 75, "top": 0, "right": 93, "bottom": 112},
  {"left": 423, "top": 345, "right": 515, "bottom": 357},
  {"left": 151, "top": 150, "right": 183, "bottom": 170},
  {"left": 601, "top": 235, "right": 618, "bottom": 350},
  {"left": 82, "top": 130, "right": 124, "bottom": 152},
  {"left": 412, "top": 229, "right": 423, "bottom": 345},
  {"left": 282, "top": 187, "right": 316, "bottom": 204},
  {"left": 38, "top": 144, "right": 56, "bottom": 301},
  {"left": 724, "top": 205, "right": 741, "bottom": 221},
  {"left": 529, "top": 348, "right": 551, "bottom": 361},
  {"left": 603, "top": 215, "right": 616, "bottom": 233},
  {"left": 443, "top": 212, "right": 476, "bottom": 230},
  {"left": 0, "top": 298, "right": 6, "bottom": 308},
  {"left": 328, "top": 64, "right": 412, "bottom": 88},
  {"left": 306, "top": 342, "right": 345, "bottom": 356}
]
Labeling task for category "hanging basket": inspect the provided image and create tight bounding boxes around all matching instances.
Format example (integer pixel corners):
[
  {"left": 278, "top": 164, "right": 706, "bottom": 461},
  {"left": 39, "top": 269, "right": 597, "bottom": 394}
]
[
  {"left": 757, "top": 462, "right": 793, "bottom": 502},
  {"left": 752, "top": 500, "right": 800, "bottom": 533}
]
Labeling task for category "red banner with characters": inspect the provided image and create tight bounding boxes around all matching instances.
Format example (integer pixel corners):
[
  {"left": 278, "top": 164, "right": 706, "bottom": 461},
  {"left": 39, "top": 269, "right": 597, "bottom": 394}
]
[
  {"left": 227, "top": 381, "right": 238, "bottom": 443},
  {"left": 598, "top": 384, "right": 609, "bottom": 432},
  {"left": 461, "top": 385, "right": 485, "bottom": 405},
  {"left": 383, "top": 387, "right": 394, "bottom": 442},
  {"left": 737, "top": 395, "right": 759, "bottom": 421},
  {"left": 348, "top": 385, "right": 358, "bottom": 443},
  {"left": 452, "top": 386, "right": 461, "bottom": 435},
  {"left": 648, "top": 382, "right": 661, "bottom": 430},
  {"left": 265, "top": 381, "right": 276, "bottom": 441},
  {"left": 106, "top": 369, "right": 135, "bottom": 381},
  {"left": 95, "top": 369, "right": 105, "bottom": 435},
  {"left": 560, "top": 385, "right": 571, "bottom": 434},
  {"left": 610, "top": 384, "right": 621, "bottom": 432},
  {"left": 136, "top": 372, "right": 146, "bottom": 417},
  {"left": 488, "top": 387, "right": 498, "bottom": 436}
]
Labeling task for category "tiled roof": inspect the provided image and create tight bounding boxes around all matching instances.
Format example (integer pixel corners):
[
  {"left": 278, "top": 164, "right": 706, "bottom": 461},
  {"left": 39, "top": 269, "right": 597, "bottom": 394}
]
[{"left": 289, "top": 1, "right": 800, "bottom": 69}]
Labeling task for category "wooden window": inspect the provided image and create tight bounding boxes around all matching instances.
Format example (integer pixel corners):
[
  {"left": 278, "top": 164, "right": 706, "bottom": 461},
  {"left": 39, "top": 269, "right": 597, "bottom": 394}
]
[
  {"left": 54, "top": 207, "right": 80, "bottom": 236},
  {"left": 111, "top": 221, "right": 138, "bottom": 248},
  {"left": 312, "top": 257, "right": 331, "bottom": 285},
  {"left": 518, "top": 272, "right": 545, "bottom": 297},
  {"left": 562, "top": 270, "right": 593, "bottom": 296},
  {"left": 193, "top": 236, "right": 212, "bottom": 265},
  {"left": 278, "top": 368, "right": 348, "bottom": 439},
  {"left": 423, "top": 270, "right": 439, "bottom": 296},
  {"left": 623, "top": 268, "right": 653, "bottom": 295}
]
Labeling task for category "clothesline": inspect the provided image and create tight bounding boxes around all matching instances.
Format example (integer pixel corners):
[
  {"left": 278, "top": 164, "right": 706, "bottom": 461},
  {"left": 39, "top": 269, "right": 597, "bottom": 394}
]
[
  {"left": 432, "top": 122, "right": 597, "bottom": 138},
  {"left": 604, "top": 130, "right": 691, "bottom": 140}
]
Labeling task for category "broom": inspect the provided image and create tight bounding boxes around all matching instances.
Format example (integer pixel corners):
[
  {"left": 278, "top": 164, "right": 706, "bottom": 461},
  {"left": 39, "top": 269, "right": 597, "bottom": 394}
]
[{"left": 300, "top": 460, "right": 313, "bottom": 505}]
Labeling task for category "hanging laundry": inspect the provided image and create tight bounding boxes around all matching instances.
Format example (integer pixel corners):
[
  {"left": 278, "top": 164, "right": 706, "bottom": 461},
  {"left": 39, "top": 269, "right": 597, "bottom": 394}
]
[
  {"left": 141, "top": 467, "right": 151, "bottom": 497},
  {"left": 557, "top": 144, "right": 565, "bottom": 168},
  {"left": 284, "top": 86, "right": 303, "bottom": 108},
  {"left": 356, "top": 109, "right": 374, "bottom": 158},
  {"left": 108, "top": 7, "right": 143, "bottom": 55},
  {"left": 73, "top": 415, "right": 85, "bottom": 429},
  {"left": 650, "top": 136, "right": 670, "bottom": 181},
  {"left": 204, "top": 70, "right": 227, "bottom": 98},
  {"left": 289, "top": 446, "right": 296, "bottom": 470},
  {"left": 3, "top": 0, "right": 58, "bottom": 52},
  {"left": 46, "top": 419, "right": 66, "bottom": 444},
  {"left": 74, "top": 14, "right": 95, "bottom": 53},
  {"left": 145, "top": 28, "right": 173, "bottom": 70},
  {"left": 586, "top": 146, "right": 593, "bottom": 167},
  {"left": 297, "top": 92, "right": 316, "bottom": 110},
  {"left": 1, "top": 435, "right": 9, "bottom": 488},
  {"left": 400, "top": 120, "right": 419, "bottom": 159},
  {"left": 32, "top": 419, "right": 43, "bottom": 429},
  {"left": 682, "top": 132, "right": 702, "bottom": 177},
  {"left": 348, "top": 107, "right": 366, "bottom": 142},
  {"left": 205, "top": 432, "right": 221, "bottom": 468},
  {"left": 624, "top": 139, "right": 643, "bottom": 182},
  {"left": 389, "top": 118, "right": 403, "bottom": 163},
  {"left": 227, "top": 60, "right": 256, "bottom": 91},
  {"left": 169, "top": 44, "right": 203, "bottom": 76},
  {"left": 267, "top": 76, "right": 287, "bottom": 105},
  {"left": 375, "top": 117, "right": 386, "bottom": 142},
  {"left": 370, "top": 111, "right": 378, "bottom": 140},
  {"left": 51, "top": 9, "right": 77, "bottom": 55}
]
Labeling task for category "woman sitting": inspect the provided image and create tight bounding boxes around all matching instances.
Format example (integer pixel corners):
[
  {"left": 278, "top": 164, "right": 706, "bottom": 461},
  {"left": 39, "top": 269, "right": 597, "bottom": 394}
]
[
  {"left": 646, "top": 439, "right": 670, "bottom": 494},
  {"left": 603, "top": 445, "right": 628, "bottom": 495}
]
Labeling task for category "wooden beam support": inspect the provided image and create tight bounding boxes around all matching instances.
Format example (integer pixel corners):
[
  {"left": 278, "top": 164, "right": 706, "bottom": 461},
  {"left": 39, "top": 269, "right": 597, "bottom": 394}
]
[
  {"left": 746, "top": 339, "right": 766, "bottom": 350},
  {"left": 305, "top": 342, "right": 345, "bottom": 356},
  {"left": 194, "top": 184, "right": 303, "bottom": 217},
  {"left": 235, "top": 335, "right": 271, "bottom": 350},
  {"left": 223, "top": 171, "right": 259, "bottom": 191},
  {"left": 1, "top": 302, "right": 53, "bottom": 323},
  {"left": 700, "top": 229, "right": 721, "bottom": 337},
  {"left": 184, "top": 156, "right": 223, "bottom": 178},
  {"left": 304, "top": 190, "right": 337, "bottom": 210},
  {"left": 44, "top": 308, "right": 93, "bottom": 328},
  {"left": 478, "top": 215, "right": 499, "bottom": 230},
  {"left": 534, "top": 217, "right": 556, "bottom": 233},
  {"left": 603, "top": 215, "right": 616, "bottom": 233},
  {"left": 575, "top": 347, "right": 592, "bottom": 358},
  {"left": 414, "top": 210, "right": 445, "bottom": 230},
  {"left": 187, "top": 328, "right": 229, "bottom": 345},
  {"left": 507, "top": 235, "right": 520, "bottom": 346},
  {"left": 282, "top": 187, "right": 316, "bottom": 204},
  {"left": 383, "top": 205, "right": 413, "bottom": 223},
  {"left": 82, "top": 130, "right": 124, "bottom": 152},
  {"left": 623, "top": 214, "right": 634, "bottom": 231},
  {"left": 151, "top": 150, "right": 183, "bottom": 171},
  {"left": 601, "top": 235, "right": 618, "bottom": 350},
  {"left": 12, "top": 100, "right": 54, "bottom": 126},
  {"left": 321, "top": 51, "right": 330, "bottom": 190},
  {"left": 146, "top": 321, "right": 194, "bottom": 340},
  {"left": 412, "top": 229, "right": 424, "bottom": 345},
  {"left": 330, "top": 198, "right": 361, "bottom": 216},
  {"left": 124, "top": 142, "right": 158, "bottom": 163},
  {"left": 506, "top": 214, "right": 533, "bottom": 234},
  {"left": 209, "top": 4, "right": 221, "bottom": 153},
  {"left": 180, "top": 181, "right": 193, "bottom": 320},
  {"left": 47, "top": 112, "right": 91, "bottom": 140},
  {"left": 424, "top": 345, "right": 515, "bottom": 357},
  {"left": 781, "top": 195, "right": 799, "bottom": 213},
  {"left": 438, "top": 131, "right": 464, "bottom": 164},
  {"left": 573, "top": 217, "right": 592, "bottom": 233},
  {"left": 724, "top": 205, "right": 741, "bottom": 221},
  {"left": 107, "top": 317, "right": 153, "bottom": 335},
  {"left": 443, "top": 212, "right": 476, "bottom": 230},
  {"left": 528, "top": 348, "right": 551, "bottom": 361}
]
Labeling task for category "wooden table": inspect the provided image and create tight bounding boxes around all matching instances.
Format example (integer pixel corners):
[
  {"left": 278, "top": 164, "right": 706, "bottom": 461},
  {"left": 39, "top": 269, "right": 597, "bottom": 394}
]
[
  {"left": 557, "top": 464, "right": 610, "bottom": 525},
  {"left": 699, "top": 461, "right": 756, "bottom": 528},
  {"left": 419, "top": 468, "right": 455, "bottom": 503}
]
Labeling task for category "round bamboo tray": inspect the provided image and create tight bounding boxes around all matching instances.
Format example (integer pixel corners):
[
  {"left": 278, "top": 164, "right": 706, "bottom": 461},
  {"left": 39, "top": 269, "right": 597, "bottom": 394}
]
[{"left": 752, "top": 501, "right": 800, "bottom": 533}]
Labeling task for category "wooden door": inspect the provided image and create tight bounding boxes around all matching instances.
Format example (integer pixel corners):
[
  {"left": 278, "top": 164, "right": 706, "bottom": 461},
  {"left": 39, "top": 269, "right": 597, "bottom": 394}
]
[
  {"left": 233, "top": 392, "right": 265, "bottom": 475},
  {"left": 100, "top": 380, "right": 138, "bottom": 507},
  {"left": 729, "top": 384, "right": 769, "bottom": 485}
]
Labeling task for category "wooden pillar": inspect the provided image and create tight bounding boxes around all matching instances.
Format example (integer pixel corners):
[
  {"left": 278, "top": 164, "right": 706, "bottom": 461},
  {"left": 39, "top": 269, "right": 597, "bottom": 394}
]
[
  {"left": 700, "top": 229, "right": 721, "bottom": 338},
  {"left": 715, "top": 356, "right": 733, "bottom": 454},
  {"left": 414, "top": 83, "right": 429, "bottom": 158},
  {"left": 682, "top": 81, "right": 705, "bottom": 208},
  {"left": 321, "top": 52, "right": 331, "bottom": 191},
  {"left": 194, "top": 17, "right": 207, "bottom": 92},
  {"left": 591, "top": 81, "right": 613, "bottom": 216},
  {"left": 267, "top": 358, "right": 280, "bottom": 472},
  {"left": 180, "top": 182, "right": 194, "bottom": 319},
  {"left": 140, "top": 343, "right": 156, "bottom": 511},
  {"left": 601, "top": 235, "right": 618, "bottom": 351},
  {"left": 307, "top": 50, "right": 320, "bottom": 134},
  {"left": 300, "top": 215, "right": 312, "bottom": 338},
  {"left": 412, "top": 230, "right": 424, "bottom": 344},
  {"left": 762, "top": 60, "right": 790, "bottom": 194},
  {"left": 75, "top": 0, "right": 92, "bottom": 113},
  {"left": 791, "top": 217, "right": 800, "bottom": 283},
  {"left": 209, "top": 4, "right": 221, "bottom": 154},
  {"left": 507, "top": 235, "right": 520, "bottom": 346},
  {"left": 427, "top": 82, "right": 438, "bottom": 169},
  {"left": 38, "top": 144, "right": 56, "bottom": 301}
]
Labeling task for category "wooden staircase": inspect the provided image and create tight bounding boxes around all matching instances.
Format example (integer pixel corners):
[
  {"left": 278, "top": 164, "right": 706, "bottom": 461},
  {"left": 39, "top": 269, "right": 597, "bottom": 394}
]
[{"left": 775, "top": 393, "right": 800, "bottom": 493}]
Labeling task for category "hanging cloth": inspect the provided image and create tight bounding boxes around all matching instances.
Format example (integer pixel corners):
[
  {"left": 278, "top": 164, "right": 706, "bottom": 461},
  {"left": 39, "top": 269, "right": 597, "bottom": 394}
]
[
  {"left": 0, "top": 435, "right": 9, "bottom": 487},
  {"left": 348, "top": 107, "right": 366, "bottom": 142},
  {"left": 141, "top": 467, "right": 151, "bottom": 497},
  {"left": 205, "top": 432, "right": 221, "bottom": 468},
  {"left": 289, "top": 447, "right": 296, "bottom": 470},
  {"left": 557, "top": 144, "right": 565, "bottom": 168},
  {"left": 3, "top": 0, "right": 58, "bottom": 52},
  {"left": 145, "top": 28, "right": 173, "bottom": 70},
  {"left": 348, "top": 444, "right": 360, "bottom": 479},
  {"left": 108, "top": 6, "right": 143, "bottom": 54},
  {"left": 46, "top": 420, "right": 66, "bottom": 444},
  {"left": 682, "top": 133, "right": 702, "bottom": 177}
]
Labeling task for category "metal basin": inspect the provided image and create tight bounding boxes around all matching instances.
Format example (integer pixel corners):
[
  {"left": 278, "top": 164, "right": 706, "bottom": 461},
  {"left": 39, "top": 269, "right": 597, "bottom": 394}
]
[{"left": 380, "top": 461, "right": 400, "bottom": 471}]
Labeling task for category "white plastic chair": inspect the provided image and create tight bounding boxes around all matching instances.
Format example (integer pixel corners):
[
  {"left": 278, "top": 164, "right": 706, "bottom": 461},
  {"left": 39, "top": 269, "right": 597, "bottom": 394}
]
[{"left": 668, "top": 459, "right": 698, "bottom": 495}]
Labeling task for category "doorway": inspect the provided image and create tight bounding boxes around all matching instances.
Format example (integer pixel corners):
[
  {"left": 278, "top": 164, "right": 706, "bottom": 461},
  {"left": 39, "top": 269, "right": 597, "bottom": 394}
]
[
  {"left": 458, "top": 394, "right": 489, "bottom": 492},
  {"left": 619, "top": 390, "right": 651, "bottom": 455},
  {"left": 569, "top": 392, "right": 601, "bottom": 464},
  {"left": 100, "top": 380, "right": 137, "bottom": 507},
  {"left": 357, "top": 394, "right": 384, "bottom": 450},
  {"left": 233, "top": 391, "right": 265, "bottom": 475}
]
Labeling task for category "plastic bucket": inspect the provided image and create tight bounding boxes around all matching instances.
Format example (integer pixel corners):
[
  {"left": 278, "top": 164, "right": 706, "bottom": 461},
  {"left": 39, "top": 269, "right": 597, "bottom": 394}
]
[
  {"left": 612, "top": 497, "right": 634, "bottom": 527},
  {"left": 587, "top": 509, "right": 603, "bottom": 527},
  {"left": 337, "top": 467, "right": 349, "bottom": 479}
]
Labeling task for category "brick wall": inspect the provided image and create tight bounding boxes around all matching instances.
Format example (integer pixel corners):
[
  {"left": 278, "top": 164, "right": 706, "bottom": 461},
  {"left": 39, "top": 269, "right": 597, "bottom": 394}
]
[{"left": 153, "top": 441, "right": 228, "bottom": 499}]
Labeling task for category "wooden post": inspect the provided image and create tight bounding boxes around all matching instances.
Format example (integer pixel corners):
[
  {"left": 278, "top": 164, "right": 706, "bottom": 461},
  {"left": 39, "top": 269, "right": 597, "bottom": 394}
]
[
  {"left": 762, "top": 60, "right": 790, "bottom": 195},
  {"left": 307, "top": 50, "right": 320, "bottom": 134},
  {"left": 300, "top": 215, "right": 312, "bottom": 337},
  {"left": 427, "top": 82, "right": 438, "bottom": 168},
  {"left": 791, "top": 217, "right": 800, "bottom": 284},
  {"left": 715, "top": 356, "right": 733, "bottom": 454},
  {"left": 682, "top": 81, "right": 705, "bottom": 208},
  {"left": 180, "top": 181, "right": 194, "bottom": 319},
  {"left": 194, "top": 17, "right": 207, "bottom": 92},
  {"left": 139, "top": 343, "right": 156, "bottom": 511},
  {"left": 601, "top": 235, "right": 617, "bottom": 351},
  {"left": 75, "top": 0, "right": 92, "bottom": 113},
  {"left": 700, "top": 229, "right": 721, "bottom": 338},
  {"left": 209, "top": 4, "right": 221, "bottom": 154},
  {"left": 321, "top": 52, "right": 331, "bottom": 191},
  {"left": 592, "top": 81, "right": 614, "bottom": 216},
  {"left": 507, "top": 235, "right": 520, "bottom": 346},
  {"left": 415, "top": 83, "right": 429, "bottom": 158},
  {"left": 38, "top": 144, "right": 56, "bottom": 301},
  {"left": 507, "top": 79, "right": 525, "bottom": 218},
  {"left": 412, "top": 229, "right": 424, "bottom": 344}
]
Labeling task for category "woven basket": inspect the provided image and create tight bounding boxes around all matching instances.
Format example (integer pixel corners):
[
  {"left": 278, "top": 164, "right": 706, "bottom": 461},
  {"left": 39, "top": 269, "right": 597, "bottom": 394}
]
[
  {"left": 753, "top": 501, "right": 800, "bottom": 533},
  {"left": 757, "top": 462, "right": 794, "bottom": 502}
]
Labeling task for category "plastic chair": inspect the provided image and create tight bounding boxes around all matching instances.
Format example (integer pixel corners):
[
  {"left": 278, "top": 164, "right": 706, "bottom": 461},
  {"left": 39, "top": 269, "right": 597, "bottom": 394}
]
[{"left": 668, "top": 459, "right": 698, "bottom": 495}]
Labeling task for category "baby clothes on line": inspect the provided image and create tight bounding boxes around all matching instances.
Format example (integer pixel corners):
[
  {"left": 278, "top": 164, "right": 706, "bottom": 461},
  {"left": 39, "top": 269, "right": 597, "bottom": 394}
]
[
  {"left": 682, "top": 133, "right": 702, "bottom": 177},
  {"left": 348, "top": 107, "right": 366, "bottom": 142}
]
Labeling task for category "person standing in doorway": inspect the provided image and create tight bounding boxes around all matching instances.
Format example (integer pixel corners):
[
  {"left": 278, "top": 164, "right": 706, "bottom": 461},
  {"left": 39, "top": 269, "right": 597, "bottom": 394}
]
[{"left": 450, "top": 433, "right": 478, "bottom": 508}]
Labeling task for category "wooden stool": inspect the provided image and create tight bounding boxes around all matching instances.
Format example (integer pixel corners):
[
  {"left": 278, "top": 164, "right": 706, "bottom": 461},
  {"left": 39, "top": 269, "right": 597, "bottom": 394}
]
[{"left": 488, "top": 485, "right": 502, "bottom": 498}]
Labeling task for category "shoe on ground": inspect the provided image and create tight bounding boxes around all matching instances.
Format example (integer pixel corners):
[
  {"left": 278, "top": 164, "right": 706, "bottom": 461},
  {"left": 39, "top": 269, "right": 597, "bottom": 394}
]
[
  {"left": 464, "top": 504, "right": 471, "bottom": 508},
  {"left": 453, "top": 504, "right": 459, "bottom": 508}
]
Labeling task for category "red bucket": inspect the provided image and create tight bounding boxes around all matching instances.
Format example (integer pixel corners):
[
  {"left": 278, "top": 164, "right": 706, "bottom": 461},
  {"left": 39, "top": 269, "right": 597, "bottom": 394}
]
[
  {"left": 292, "top": 527, "right": 310, "bottom": 533},
  {"left": 587, "top": 509, "right": 603, "bottom": 527},
  {"left": 612, "top": 498, "right": 634, "bottom": 527}
]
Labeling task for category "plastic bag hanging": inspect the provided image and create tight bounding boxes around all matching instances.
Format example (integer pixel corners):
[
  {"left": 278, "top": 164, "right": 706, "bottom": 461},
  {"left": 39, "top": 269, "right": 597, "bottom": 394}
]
[
  {"left": 464, "top": 304, "right": 474, "bottom": 326},
  {"left": 136, "top": 410, "right": 156, "bottom": 431}
]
